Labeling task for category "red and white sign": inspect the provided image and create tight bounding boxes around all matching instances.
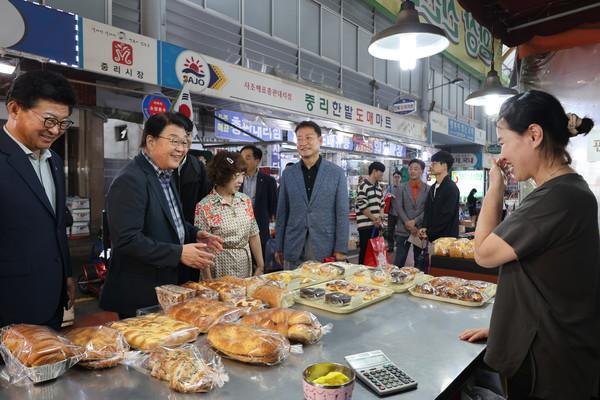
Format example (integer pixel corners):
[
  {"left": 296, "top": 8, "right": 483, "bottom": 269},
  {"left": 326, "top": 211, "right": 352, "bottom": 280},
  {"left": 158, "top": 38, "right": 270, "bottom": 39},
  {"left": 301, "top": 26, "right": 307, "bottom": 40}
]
[{"left": 81, "top": 18, "right": 157, "bottom": 84}]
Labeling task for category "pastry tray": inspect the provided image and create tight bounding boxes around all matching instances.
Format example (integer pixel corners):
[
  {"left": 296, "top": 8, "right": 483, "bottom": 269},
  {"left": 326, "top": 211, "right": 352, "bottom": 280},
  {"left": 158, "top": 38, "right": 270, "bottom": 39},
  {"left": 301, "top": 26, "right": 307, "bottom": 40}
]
[
  {"left": 261, "top": 271, "right": 334, "bottom": 290},
  {"left": 293, "top": 280, "right": 393, "bottom": 314},
  {"left": 408, "top": 277, "right": 497, "bottom": 307},
  {"left": 348, "top": 273, "right": 433, "bottom": 293}
]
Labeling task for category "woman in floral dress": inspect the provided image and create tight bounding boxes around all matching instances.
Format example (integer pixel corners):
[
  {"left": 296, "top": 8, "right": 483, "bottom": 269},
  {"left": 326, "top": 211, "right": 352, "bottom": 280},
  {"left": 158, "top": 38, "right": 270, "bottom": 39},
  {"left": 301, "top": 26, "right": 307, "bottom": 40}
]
[{"left": 194, "top": 151, "right": 264, "bottom": 278}]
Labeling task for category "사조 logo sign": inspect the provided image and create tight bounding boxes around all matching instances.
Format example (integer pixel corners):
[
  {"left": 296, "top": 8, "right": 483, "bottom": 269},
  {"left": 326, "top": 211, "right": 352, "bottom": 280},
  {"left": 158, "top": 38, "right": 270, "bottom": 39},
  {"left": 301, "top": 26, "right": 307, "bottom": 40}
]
[{"left": 176, "top": 50, "right": 210, "bottom": 92}]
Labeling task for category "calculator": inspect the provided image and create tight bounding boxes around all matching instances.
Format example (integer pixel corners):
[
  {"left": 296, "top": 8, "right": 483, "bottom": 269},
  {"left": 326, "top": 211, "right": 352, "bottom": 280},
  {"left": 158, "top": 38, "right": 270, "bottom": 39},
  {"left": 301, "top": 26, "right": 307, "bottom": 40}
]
[{"left": 345, "top": 350, "right": 417, "bottom": 396}]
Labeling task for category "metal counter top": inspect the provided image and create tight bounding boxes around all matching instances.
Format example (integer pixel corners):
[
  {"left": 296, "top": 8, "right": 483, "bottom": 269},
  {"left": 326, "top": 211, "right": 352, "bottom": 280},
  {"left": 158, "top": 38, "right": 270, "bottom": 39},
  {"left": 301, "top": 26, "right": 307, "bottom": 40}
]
[{"left": 0, "top": 294, "right": 492, "bottom": 400}]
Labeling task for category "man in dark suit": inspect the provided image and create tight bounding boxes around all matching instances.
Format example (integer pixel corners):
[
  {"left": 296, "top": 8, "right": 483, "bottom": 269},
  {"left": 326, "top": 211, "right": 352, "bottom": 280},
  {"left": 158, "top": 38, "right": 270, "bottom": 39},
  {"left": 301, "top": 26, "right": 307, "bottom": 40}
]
[
  {"left": 0, "top": 70, "right": 76, "bottom": 329},
  {"left": 100, "top": 113, "right": 222, "bottom": 318},
  {"left": 419, "top": 151, "right": 460, "bottom": 242},
  {"left": 240, "top": 145, "right": 277, "bottom": 271}
]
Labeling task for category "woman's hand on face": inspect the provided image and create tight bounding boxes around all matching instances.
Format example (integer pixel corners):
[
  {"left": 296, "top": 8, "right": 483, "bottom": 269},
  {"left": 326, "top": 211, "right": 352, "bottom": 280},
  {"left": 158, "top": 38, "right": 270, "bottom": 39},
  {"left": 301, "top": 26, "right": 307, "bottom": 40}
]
[
  {"left": 489, "top": 158, "right": 509, "bottom": 193},
  {"left": 459, "top": 327, "right": 489, "bottom": 342}
]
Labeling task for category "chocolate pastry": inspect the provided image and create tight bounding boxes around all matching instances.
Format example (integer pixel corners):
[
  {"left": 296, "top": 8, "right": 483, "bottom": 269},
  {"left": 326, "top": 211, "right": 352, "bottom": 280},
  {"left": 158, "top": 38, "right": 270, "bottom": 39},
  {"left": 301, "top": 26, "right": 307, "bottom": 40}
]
[
  {"left": 324, "top": 292, "right": 352, "bottom": 306},
  {"left": 299, "top": 287, "right": 326, "bottom": 299}
]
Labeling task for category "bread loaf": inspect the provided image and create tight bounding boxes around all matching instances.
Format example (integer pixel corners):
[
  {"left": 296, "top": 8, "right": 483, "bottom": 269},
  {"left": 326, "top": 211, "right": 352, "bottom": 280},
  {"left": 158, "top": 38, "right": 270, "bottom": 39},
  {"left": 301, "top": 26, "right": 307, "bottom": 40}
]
[
  {"left": 167, "top": 298, "right": 243, "bottom": 332},
  {"left": 1, "top": 324, "right": 83, "bottom": 367},
  {"left": 207, "top": 323, "right": 290, "bottom": 364},
  {"left": 155, "top": 284, "right": 196, "bottom": 310},
  {"left": 64, "top": 326, "right": 128, "bottom": 368},
  {"left": 109, "top": 314, "right": 199, "bottom": 351},
  {"left": 240, "top": 308, "right": 322, "bottom": 344},
  {"left": 251, "top": 284, "right": 294, "bottom": 308},
  {"left": 181, "top": 281, "right": 219, "bottom": 300}
]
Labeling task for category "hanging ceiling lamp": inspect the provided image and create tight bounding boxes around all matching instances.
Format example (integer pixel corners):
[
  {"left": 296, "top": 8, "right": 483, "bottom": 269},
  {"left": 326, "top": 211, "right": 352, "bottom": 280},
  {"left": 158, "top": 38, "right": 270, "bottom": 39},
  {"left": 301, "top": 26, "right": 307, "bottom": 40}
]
[
  {"left": 465, "top": 34, "right": 517, "bottom": 115},
  {"left": 368, "top": 0, "right": 449, "bottom": 70}
]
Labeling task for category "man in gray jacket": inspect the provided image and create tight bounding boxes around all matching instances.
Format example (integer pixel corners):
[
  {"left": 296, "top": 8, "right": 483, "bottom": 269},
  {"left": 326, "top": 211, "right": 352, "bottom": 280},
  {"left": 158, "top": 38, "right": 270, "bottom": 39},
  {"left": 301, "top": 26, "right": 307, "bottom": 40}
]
[
  {"left": 392, "top": 159, "right": 429, "bottom": 270},
  {"left": 275, "top": 121, "right": 349, "bottom": 269}
]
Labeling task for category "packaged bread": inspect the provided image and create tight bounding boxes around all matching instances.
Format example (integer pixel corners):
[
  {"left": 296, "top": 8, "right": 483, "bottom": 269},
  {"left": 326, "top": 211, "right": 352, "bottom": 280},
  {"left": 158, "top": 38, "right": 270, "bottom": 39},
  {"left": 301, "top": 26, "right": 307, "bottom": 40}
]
[
  {"left": 233, "top": 298, "right": 268, "bottom": 312},
  {"left": 109, "top": 313, "right": 200, "bottom": 351},
  {"left": 462, "top": 240, "right": 475, "bottom": 259},
  {"left": 207, "top": 323, "right": 300, "bottom": 365},
  {"left": 297, "top": 260, "right": 323, "bottom": 276},
  {"left": 240, "top": 308, "right": 331, "bottom": 344},
  {"left": 202, "top": 280, "right": 247, "bottom": 303},
  {"left": 218, "top": 275, "right": 266, "bottom": 295},
  {"left": 155, "top": 284, "right": 197, "bottom": 310},
  {"left": 325, "top": 280, "right": 381, "bottom": 301},
  {"left": 143, "top": 344, "right": 228, "bottom": 393},
  {"left": 167, "top": 298, "right": 245, "bottom": 332},
  {"left": 448, "top": 238, "right": 471, "bottom": 258},
  {"left": 413, "top": 276, "right": 492, "bottom": 303},
  {"left": 251, "top": 284, "right": 295, "bottom": 308},
  {"left": 181, "top": 281, "right": 220, "bottom": 300},
  {"left": 0, "top": 324, "right": 84, "bottom": 384},
  {"left": 433, "top": 237, "right": 457, "bottom": 256},
  {"left": 64, "top": 326, "right": 129, "bottom": 369}
]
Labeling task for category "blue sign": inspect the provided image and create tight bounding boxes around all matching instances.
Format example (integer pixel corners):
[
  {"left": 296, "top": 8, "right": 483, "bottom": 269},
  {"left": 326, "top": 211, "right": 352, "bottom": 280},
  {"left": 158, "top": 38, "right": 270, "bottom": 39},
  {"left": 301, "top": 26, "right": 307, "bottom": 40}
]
[
  {"left": 215, "top": 110, "right": 283, "bottom": 142},
  {"left": 448, "top": 118, "right": 475, "bottom": 142},
  {"left": 390, "top": 98, "right": 417, "bottom": 115},
  {"left": 2, "top": 0, "right": 78, "bottom": 67},
  {"left": 142, "top": 94, "right": 172, "bottom": 119}
]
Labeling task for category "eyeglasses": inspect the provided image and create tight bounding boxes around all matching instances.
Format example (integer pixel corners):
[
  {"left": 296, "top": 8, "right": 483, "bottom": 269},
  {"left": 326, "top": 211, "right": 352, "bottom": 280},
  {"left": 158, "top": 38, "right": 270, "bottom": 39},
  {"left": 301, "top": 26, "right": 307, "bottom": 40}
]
[
  {"left": 30, "top": 109, "right": 74, "bottom": 131},
  {"left": 157, "top": 136, "right": 188, "bottom": 149}
]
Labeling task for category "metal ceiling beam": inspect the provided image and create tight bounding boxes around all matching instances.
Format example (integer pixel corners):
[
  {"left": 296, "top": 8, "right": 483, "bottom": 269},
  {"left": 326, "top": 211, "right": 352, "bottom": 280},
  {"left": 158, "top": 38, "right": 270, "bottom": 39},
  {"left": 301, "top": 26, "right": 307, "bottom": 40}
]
[{"left": 507, "top": 2, "right": 600, "bottom": 32}]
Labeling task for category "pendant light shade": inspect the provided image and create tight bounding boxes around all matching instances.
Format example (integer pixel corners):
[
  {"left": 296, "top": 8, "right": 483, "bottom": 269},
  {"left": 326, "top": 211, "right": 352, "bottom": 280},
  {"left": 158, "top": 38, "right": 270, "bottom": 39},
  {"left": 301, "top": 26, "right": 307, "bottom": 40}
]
[
  {"left": 465, "top": 68, "right": 517, "bottom": 115},
  {"left": 368, "top": 0, "right": 449, "bottom": 61}
]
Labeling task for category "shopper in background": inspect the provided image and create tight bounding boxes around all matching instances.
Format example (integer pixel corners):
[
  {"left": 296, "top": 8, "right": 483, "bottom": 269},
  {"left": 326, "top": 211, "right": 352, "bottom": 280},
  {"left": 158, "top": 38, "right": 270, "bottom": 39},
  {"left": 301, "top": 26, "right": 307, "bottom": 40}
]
[
  {"left": 392, "top": 159, "right": 429, "bottom": 269},
  {"left": 174, "top": 130, "right": 213, "bottom": 283},
  {"left": 418, "top": 151, "right": 459, "bottom": 242},
  {"left": 356, "top": 161, "right": 386, "bottom": 264},
  {"left": 240, "top": 144, "right": 278, "bottom": 269},
  {"left": 195, "top": 151, "right": 264, "bottom": 278},
  {"left": 101, "top": 112, "right": 223, "bottom": 318},
  {"left": 466, "top": 188, "right": 478, "bottom": 224},
  {"left": 0, "top": 70, "right": 76, "bottom": 329},
  {"left": 385, "top": 170, "right": 401, "bottom": 252},
  {"left": 275, "top": 121, "right": 349, "bottom": 268},
  {"left": 459, "top": 91, "right": 600, "bottom": 399}
]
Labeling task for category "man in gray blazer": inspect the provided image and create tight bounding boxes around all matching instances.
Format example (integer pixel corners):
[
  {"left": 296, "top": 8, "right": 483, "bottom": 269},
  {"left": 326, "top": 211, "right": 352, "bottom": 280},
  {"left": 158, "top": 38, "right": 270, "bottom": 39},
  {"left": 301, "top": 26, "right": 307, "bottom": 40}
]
[
  {"left": 392, "top": 159, "right": 429, "bottom": 270},
  {"left": 275, "top": 121, "right": 349, "bottom": 268}
]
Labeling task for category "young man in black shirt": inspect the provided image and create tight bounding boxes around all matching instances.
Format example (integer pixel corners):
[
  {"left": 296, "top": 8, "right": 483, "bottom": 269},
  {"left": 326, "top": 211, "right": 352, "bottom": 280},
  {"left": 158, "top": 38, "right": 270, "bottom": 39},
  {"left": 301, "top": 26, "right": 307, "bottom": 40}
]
[{"left": 418, "top": 151, "right": 459, "bottom": 242}]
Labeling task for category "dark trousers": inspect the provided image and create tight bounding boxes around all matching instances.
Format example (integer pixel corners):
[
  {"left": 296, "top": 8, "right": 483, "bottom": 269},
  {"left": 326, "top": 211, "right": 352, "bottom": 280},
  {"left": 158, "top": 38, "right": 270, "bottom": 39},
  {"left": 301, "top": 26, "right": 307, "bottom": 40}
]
[
  {"left": 358, "top": 227, "right": 375, "bottom": 265},
  {"left": 393, "top": 235, "right": 424, "bottom": 270},
  {"left": 45, "top": 301, "right": 65, "bottom": 331},
  {"left": 386, "top": 214, "right": 397, "bottom": 251},
  {"left": 506, "top": 351, "right": 542, "bottom": 399}
]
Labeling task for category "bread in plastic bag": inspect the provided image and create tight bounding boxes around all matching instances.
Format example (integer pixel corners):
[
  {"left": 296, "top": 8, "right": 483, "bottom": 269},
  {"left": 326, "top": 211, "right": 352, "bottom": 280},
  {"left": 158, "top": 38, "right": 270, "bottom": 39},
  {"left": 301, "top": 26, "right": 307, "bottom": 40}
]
[
  {"left": 413, "top": 276, "right": 492, "bottom": 303},
  {"left": 125, "top": 343, "right": 228, "bottom": 393},
  {"left": 155, "top": 284, "right": 197, "bottom": 311},
  {"left": 108, "top": 313, "right": 200, "bottom": 351},
  {"left": 251, "top": 283, "right": 295, "bottom": 308},
  {"left": 166, "top": 297, "right": 246, "bottom": 332},
  {"left": 180, "top": 281, "right": 220, "bottom": 300},
  {"left": 448, "top": 238, "right": 471, "bottom": 258},
  {"left": 207, "top": 322, "right": 302, "bottom": 365},
  {"left": 202, "top": 280, "right": 247, "bottom": 303},
  {"left": 0, "top": 324, "right": 84, "bottom": 384},
  {"left": 217, "top": 275, "right": 267, "bottom": 296},
  {"left": 432, "top": 237, "right": 457, "bottom": 256},
  {"left": 240, "top": 308, "right": 332, "bottom": 344},
  {"left": 64, "top": 325, "right": 129, "bottom": 369},
  {"left": 232, "top": 297, "right": 268, "bottom": 312},
  {"left": 297, "top": 260, "right": 323, "bottom": 276}
]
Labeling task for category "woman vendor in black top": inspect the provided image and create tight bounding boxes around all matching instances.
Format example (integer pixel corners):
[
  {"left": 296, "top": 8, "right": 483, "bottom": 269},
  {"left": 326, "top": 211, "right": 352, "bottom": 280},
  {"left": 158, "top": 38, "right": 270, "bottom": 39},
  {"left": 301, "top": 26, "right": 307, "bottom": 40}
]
[{"left": 459, "top": 91, "right": 600, "bottom": 399}]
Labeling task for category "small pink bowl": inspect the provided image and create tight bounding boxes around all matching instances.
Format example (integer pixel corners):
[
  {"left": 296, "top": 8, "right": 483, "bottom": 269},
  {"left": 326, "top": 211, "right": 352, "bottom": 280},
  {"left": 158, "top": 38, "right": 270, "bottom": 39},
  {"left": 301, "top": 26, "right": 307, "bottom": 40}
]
[{"left": 303, "top": 363, "right": 355, "bottom": 400}]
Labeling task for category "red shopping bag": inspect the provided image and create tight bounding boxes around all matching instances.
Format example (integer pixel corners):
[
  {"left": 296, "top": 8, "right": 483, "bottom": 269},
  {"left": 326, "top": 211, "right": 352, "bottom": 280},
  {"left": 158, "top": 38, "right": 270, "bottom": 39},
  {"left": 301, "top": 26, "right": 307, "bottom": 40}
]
[
  {"left": 383, "top": 194, "right": 392, "bottom": 214},
  {"left": 363, "top": 230, "right": 387, "bottom": 267}
]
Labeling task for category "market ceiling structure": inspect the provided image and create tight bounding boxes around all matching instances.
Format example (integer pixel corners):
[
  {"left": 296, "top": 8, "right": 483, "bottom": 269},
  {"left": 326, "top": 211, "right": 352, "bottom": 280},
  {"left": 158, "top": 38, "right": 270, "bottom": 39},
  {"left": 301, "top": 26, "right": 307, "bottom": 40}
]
[{"left": 457, "top": 0, "right": 600, "bottom": 47}]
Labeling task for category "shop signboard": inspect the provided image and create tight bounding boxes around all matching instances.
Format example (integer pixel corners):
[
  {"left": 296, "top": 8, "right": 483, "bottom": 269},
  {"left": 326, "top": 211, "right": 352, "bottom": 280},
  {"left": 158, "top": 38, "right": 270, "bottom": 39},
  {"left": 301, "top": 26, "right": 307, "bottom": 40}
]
[
  {"left": 451, "top": 152, "right": 482, "bottom": 169},
  {"left": 80, "top": 18, "right": 158, "bottom": 84},
  {"left": 390, "top": 98, "right": 417, "bottom": 115},
  {"left": 0, "top": 0, "right": 78, "bottom": 67},
  {"left": 142, "top": 94, "right": 171, "bottom": 119},
  {"left": 487, "top": 143, "right": 502, "bottom": 154},
  {"left": 214, "top": 110, "right": 282, "bottom": 142},
  {"left": 372, "top": 0, "right": 502, "bottom": 80},
  {"left": 588, "top": 131, "right": 600, "bottom": 162},
  {"left": 448, "top": 118, "right": 475, "bottom": 142},
  {"left": 160, "top": 42, "right": 426, "bottom": 143},
  {"left": 430, "top": 111, "right": 449, "bottom": 134},
  {"left": 474, "top": 128, "right": 486, "bottom": 145}
]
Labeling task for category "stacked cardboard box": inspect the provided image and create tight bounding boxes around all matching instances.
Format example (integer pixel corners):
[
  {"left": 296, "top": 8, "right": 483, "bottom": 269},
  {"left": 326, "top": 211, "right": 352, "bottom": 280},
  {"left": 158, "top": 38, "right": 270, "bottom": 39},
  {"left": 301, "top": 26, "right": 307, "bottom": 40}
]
[{"left": 67, "top": 196, "right": 91, "bottom": 238}]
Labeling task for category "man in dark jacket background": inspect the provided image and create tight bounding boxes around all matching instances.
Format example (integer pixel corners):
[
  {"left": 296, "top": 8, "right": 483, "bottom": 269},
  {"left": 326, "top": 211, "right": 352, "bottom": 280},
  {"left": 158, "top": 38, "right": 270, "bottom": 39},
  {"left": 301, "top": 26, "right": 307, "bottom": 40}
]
[{"left": 419, "top": 151, "right": 460, "bottom": 242}]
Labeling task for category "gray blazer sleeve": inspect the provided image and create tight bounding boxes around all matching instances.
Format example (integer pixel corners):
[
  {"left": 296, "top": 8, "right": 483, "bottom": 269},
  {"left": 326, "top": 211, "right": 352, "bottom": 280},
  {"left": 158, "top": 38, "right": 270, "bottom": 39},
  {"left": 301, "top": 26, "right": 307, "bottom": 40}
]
[
  {"left": 334, "top": 168, "right": 349, "bottom": 254},
  {"left": 395, "top": 184, "right": 410, "bottom": 223},
  {"left": 275, "top": 172, "right": 289, "bottom": 253}
]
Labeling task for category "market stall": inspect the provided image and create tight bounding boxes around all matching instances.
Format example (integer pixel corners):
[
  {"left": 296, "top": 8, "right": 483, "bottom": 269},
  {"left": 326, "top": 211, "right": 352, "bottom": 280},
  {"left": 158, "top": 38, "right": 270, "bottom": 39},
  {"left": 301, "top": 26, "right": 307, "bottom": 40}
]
[{"left": 1, "top": 287, "right": 492, "bottom": 399}]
